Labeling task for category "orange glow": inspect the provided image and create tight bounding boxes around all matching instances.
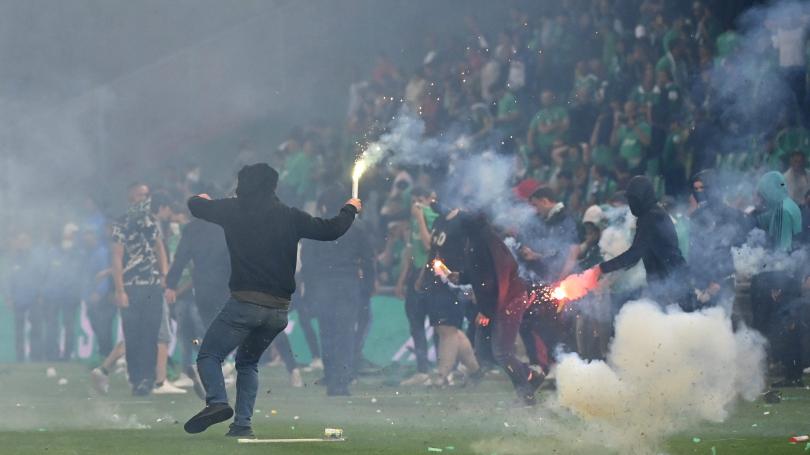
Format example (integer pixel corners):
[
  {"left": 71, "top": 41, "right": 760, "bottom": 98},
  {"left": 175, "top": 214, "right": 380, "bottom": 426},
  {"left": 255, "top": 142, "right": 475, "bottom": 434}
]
[
  {"left": 551, "top": 267, "right": 601, "bottom": 312},
  {"left": 432, "top": 259, "right": 452, "bottom": 278}
]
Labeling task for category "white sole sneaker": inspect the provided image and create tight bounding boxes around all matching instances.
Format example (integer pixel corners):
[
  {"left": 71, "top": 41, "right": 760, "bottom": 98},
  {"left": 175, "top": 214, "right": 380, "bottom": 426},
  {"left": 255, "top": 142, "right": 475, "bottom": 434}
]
[
  {"left": 172, "top": 374, "right": 194, "bottom": 388},
  {"left": 400, "top": 372, "right": 431, "bottom": 386},
  {"left": 154, "top": 383, "right": 188, "bottom": 394}
]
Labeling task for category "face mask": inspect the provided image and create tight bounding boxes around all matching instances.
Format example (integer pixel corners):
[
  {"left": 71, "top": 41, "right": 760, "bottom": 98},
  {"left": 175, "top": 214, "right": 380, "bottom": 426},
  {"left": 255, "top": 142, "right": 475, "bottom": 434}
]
[
  {"left": 692, "top": 190, "right": 708, "bottom": 204},
  {"left": 128, "top": 197, "right": 152, "bottom": 218}
]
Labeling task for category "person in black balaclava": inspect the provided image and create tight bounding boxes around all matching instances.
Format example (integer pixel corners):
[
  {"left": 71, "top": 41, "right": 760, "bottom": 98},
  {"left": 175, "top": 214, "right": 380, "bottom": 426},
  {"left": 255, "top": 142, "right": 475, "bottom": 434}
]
[
  {"left": 596, "top": 175, "right": 689, "bottom": 306},
  {"left": 687, "top": 170, "right": 751, "bottom": 310},
  {"left": 184, "top": 163, "right": 361, "bottom": 438}
]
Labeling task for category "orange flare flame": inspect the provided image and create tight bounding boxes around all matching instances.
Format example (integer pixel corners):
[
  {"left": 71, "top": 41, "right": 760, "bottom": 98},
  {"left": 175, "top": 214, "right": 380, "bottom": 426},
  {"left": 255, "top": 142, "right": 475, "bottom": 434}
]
[
  {"left": 431, "top": 259, "right": 452, "bottom": 278},
  {"left": 551, "top": 267, "right": 601, "bottom": 312}
]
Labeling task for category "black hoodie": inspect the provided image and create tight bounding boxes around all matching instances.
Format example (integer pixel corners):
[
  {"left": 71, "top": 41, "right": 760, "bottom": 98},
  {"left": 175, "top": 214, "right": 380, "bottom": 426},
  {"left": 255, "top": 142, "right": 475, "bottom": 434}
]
[
  {"left": 189, "top": 195, "right": 356, "bottom": 300},
  {"left": 599, "top": 176, "right": 686, "bottom": 283}
]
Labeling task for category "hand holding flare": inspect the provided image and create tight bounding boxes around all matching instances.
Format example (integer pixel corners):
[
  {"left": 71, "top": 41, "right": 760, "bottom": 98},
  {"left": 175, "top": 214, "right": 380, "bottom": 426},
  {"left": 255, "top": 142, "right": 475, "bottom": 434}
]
[{"left": 550, "top": 266, "right": 602, "bottom": 312}]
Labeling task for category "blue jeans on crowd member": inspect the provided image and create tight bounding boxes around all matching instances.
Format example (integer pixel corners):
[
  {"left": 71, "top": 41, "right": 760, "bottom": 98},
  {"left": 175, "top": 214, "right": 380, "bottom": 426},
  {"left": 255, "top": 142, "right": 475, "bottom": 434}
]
[{"left": 196, "top": 298, "right": 288, "bottom": 428}]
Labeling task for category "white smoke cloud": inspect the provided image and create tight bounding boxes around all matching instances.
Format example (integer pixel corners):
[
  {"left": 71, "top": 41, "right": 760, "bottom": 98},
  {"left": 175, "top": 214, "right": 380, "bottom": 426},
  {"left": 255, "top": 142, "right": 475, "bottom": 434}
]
[{"left": 554, "top": 300, "right": 767, "bottom": 454}]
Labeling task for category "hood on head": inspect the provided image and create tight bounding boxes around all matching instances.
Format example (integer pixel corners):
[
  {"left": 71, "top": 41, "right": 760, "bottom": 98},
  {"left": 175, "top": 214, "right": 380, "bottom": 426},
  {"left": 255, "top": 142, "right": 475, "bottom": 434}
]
[
  {"left": 692, "top": 168, "right": 721, "bottom": 205},
  {"left": 236, "top": 163, "right": 279, "bottom": 202},
  {"left": 757, "top": 171, "right": 788, "bottom": 208},
  {"left": 626, "top": 175, "right": 657, "bottom": 217}
]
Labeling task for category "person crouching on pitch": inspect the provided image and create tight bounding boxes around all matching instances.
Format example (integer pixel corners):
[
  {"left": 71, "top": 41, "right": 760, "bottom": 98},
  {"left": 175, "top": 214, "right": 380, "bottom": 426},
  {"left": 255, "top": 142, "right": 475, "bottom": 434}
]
[{"left": 183, "top": 163, "right": 361, "bottom": 438}]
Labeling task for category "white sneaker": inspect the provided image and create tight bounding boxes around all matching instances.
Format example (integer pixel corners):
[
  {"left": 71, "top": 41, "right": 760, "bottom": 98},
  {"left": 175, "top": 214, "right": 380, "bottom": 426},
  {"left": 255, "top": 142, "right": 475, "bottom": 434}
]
[
  {"left": 90, "top": 368, "right": 109, "bottom": 395},
  {"left": 399, "top": 372, "right": 431, "bottom": 386},
  {"left": 153, "top": 382, "right": 188, "bottom": 394},
  {"left": 171, "top": 373, "right": 194, "bottom": 388},
  {"left": 290, "top": 368, "right": 304, "bottom": 388},
  {"left": 308, "top": 358, "right": 324, "bottom": 370}
]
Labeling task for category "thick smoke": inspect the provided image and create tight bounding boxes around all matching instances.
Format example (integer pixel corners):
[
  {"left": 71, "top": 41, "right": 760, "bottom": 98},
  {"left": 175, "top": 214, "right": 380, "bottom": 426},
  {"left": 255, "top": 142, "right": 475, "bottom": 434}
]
[{"left": 555, "top": 300, "right": 767, "bottom": 454}]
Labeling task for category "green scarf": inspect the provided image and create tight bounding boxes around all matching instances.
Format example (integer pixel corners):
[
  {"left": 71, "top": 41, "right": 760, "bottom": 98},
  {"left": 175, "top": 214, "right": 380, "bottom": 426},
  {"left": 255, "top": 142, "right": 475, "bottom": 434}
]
[{"left": 756, "top": 171, "right": 802, "bottom": 251}]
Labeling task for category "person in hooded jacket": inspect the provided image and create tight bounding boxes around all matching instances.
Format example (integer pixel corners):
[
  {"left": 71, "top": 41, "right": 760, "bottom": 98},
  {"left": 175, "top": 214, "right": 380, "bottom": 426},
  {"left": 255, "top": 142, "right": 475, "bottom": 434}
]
[
  {"left": 748, "top": 171, "right": 805, "bottom": 388},
  {"left": 687, "top": 170, "right": 752, "bottom": 311},
  {"left": 595, "top": 175, "right": 689, "bottom": 306},
  {"left": 443, "top": 210, "right": 545, "bottom": 405},
  {"left": 753, "top": 171, "right": 803, "bottom": 252},
  {"left": 183, "top": 163, "right": 361, "bottom": 438}
]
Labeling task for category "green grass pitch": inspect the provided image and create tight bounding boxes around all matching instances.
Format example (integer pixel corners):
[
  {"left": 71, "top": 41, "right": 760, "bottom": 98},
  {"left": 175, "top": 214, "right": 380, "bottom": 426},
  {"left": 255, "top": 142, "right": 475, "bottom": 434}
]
[{"left": 0, "top": 363, "right": 808, "bottom": 454}]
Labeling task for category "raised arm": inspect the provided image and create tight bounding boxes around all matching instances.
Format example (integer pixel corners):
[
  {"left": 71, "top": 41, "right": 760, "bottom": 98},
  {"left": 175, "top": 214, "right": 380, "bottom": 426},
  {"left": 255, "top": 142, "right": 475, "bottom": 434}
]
[
  {"left": 599, "top": 223, "right": 645, "bottom": 274},
  {"left": 295, "top": 199, "right": 361, "bottom": 241},
  {"left": 187, "top": 194, "right": 229, "bottom": 225}
]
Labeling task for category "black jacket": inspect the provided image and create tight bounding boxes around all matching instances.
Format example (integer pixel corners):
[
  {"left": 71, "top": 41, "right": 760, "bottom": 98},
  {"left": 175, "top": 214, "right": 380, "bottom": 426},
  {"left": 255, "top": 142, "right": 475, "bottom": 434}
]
[
  {"left": 600, "top": 176, "right": 686, "bottom": 283},
  {"left": 166, "top": 219, "right": 231, "bottom": 303},
  {"left": 300, "top": 219, "right": 374, "bottom": 292},
  {"left": 188, "top": 195, "right": 357, "bottom": 300}
]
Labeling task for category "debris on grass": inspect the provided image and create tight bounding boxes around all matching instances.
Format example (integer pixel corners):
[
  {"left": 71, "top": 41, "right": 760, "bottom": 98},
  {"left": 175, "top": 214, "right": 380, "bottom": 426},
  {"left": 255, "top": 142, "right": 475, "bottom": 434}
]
[
  {"left": 763, "top": 411, "right": 770, "bottom": 415},
  {"left": 789, "top": 435, "right": 810, "bottom": 443},
  {"left": 427, "top": 447, "right": 443, "bottom": 452},
  {"left": 46, "top": 367, "right": 57, "bottom": 378},
  {"left": 692, "top": 437, "right": 701, "bottom": 443},
  {"left": 371, "top": 397, "right": 378, "bottom": 403},
  {"left": 58, "top": 378, "right": 68, "bottom": 386},
  {"left": 271, "top": 409, "right": 277, "bottom": 415}
]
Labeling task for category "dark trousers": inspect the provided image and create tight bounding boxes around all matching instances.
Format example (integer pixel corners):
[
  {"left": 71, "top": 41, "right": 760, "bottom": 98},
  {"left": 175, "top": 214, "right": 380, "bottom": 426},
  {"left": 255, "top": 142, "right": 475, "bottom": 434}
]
[
  {"left": 520, "top": 304, "right": 565, "bottom": 372},
  {"left": 87, "top": 294, "right": 117, "bottom": 358},
  {"left": 294, "top": 296, "right": 321, "bottom": 359},
  {"left": 354, "top": 293, "right": 372, "bottom": 365},
  {"left": 43, "top": 295, "right": 81, "bottom": 361},
  {"left": 14, "top": 303, "right": 45, "bottom": 362},
  {"left": 313, "top": 278, "right": 361, "bottom": 393},
  {"left": 197, "top": 298, "right": 288, "bottom": 427},
  {"left": 268, "top": 332, "right": 298, "bottom": 373},
  {"left": 121, "top": 285, "right": 164, "bottom": 388},
  {"left": 480, "top": 294, "right": 533, "bottom": 394},
  {"left": 404, "top": 268, "right": 430, "bottom": 373}
]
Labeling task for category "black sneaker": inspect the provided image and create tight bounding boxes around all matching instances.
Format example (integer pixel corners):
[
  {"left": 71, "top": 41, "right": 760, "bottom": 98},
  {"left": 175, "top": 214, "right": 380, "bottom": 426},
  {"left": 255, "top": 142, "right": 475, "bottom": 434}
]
[
  {"left": 528, "top": 368, "right": 546, "bottom": 394},
  {"left": 133, "top": 379, "right": 153, "bottom": 397},
  {"left": 225, "top": 423, "right": 255, "bottom": 438},
  {"left": 184, "top": 403, "right": 234, "bottom": 434},
  {"left": 463, "top": 368, "right": 485, "bottom": 388}
]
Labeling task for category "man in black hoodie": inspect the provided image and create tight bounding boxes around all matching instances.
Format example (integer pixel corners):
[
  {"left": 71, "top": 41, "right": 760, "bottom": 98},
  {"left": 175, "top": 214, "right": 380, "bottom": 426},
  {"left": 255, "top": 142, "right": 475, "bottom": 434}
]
[
  {"left": 597, "top": 175, "right": 688, "bottom": 306},
  {"left": 183, "top": 164, "right": 360, "bottom": 438}
]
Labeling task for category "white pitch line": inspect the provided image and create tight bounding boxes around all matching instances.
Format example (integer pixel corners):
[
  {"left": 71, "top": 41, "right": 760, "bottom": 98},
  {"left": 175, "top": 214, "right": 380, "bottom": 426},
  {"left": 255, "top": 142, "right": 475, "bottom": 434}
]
[{"left": 238, "top": 438, "right": 346, "bottom": 444}]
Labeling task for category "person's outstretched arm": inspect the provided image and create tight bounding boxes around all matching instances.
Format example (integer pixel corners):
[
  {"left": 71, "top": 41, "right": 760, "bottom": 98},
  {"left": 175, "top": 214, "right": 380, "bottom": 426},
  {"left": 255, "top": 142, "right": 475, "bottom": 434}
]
[
  {"left": 295, "top": 199, "right": 362, "bottom": 241},
  {"left": 187, "top": 194, "right": 229, "bottom": 226},
  {"left": 599, "top": 219, "right": 647, "bottom": 274}
]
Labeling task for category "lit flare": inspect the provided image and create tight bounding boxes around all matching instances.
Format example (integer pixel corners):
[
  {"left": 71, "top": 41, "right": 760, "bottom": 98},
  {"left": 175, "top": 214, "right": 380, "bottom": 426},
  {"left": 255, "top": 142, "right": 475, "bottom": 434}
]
[
  {"left": 431, "top": 259, "right": 452, "bottom": 280},
  {"left": 551, "top": 267, "right": 601, "bottom": 312}
]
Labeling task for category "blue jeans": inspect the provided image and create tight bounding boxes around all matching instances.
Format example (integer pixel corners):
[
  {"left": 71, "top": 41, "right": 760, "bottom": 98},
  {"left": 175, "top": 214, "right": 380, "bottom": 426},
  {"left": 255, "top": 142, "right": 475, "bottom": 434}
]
[{"left": 197, "top": 298, "right": 288, "bottom": 427}]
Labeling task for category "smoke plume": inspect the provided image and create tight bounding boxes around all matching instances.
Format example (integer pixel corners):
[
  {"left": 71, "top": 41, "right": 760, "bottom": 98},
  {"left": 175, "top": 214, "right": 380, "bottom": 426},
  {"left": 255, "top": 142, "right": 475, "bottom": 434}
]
[{"left": 554, "top": 300, "right": 767, "bottom": 454}]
